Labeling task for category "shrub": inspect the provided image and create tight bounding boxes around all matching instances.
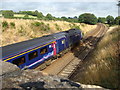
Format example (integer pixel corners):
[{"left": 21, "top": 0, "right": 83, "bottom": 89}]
[
  {"left": 10, "top": 22, "right": 15, "bottom": 28},
  {"left": 32, "top": 21, "right": 41, "bottom": 26},
  {"left": 54, "top": 23, "right": 61, "bottom": 30},
  {"left": 2, "top": 21, "right": 8, "bottom": 28},
  {"left": 70, "top": 23, "right": 81, "bottom": 30}
]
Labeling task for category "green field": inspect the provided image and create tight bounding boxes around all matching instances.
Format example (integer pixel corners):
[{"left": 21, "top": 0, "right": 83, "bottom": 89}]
[
  {"left": 14, "top": 14, "right": 37, "bottom": 18},
  {"left": 0, "top": 14, "right": 38, "bottom": 18}
]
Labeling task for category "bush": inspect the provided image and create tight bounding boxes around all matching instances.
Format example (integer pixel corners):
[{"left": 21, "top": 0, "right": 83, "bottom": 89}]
[
  {"left": 32, "top": 21, "right": 41, "bottom": 26},
  {"left": 55, "top": 23, "right": 61, "bottom": 30},
  {"left": 2, "top": 21, "right": 8, "bottom": 28},
  {"left": 70, "top": 23, "right": 81, "bottom": 30},
  {"left": 10, "top": 22, "right": 15, "bottom": 28}
]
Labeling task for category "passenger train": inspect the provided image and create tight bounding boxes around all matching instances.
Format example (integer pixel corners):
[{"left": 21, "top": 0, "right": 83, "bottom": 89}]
[{"left": 1, "top": 29, "right": 83, "bottom": 70}]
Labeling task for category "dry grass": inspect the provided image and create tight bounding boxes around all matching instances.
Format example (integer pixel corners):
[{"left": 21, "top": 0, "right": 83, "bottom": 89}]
[
  {"left": 1, "top": 18, "right": 96, "bottom": 46},
  {"left": 73, "top": 26, "right": 120, "bottom": 89}
]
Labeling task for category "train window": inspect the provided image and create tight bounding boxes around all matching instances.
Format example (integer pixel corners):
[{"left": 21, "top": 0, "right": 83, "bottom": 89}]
[
  {"left": 40, "top": 47, "right": 48, "bottom": 54},
  {"left": 62, "top": 40, "right": 65, "bottom": 44},
  {"left": 12, "top": 56, "right": 25, "bottom": 66},
  {"left": 29, "top": 51, "right": 38, "bottom": 60}
]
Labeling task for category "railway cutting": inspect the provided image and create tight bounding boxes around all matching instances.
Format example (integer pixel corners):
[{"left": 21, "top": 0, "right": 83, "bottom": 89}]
[{"left": 42, "top": 24, "right": 108, "bottom": 78}]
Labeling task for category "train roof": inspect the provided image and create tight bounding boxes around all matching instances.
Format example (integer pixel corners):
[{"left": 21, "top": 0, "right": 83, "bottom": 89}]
[
  {"left": 1, "top": 35, "right": 55, "bottom": 58},
  {"left": 1, "top": 28, "right": 82, "bottom": 59},
  {"left": 52, "top": 31, "right": 68, "bottom": 39},
  {"left": 64, "top": 29, "right": 82, "bottom": 36}
]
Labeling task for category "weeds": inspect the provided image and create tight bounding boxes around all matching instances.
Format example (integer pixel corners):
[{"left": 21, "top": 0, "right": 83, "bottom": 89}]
[
  {"left": 70, "top": 23, "right": 81, "bottom": 29},
  {"left": 54, "top": 23, "right": 61, "bottom": 30},
  {"left": 10, "top": 22, "right": 15, "bottom": 28},
  {"left": 32, "top": 21, "right": 41, "bottom": 27},
  {"left": 2, "top": 21, "right": 8, "bottom": 30}
]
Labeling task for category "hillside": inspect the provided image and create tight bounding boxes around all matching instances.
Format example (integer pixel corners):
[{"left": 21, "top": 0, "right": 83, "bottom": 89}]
[
  {"left": 71, "top": 26, "right": 120, "bottom": 89},
  {"left": 1, "top": 18, "right": 96, "bottom": 46}
]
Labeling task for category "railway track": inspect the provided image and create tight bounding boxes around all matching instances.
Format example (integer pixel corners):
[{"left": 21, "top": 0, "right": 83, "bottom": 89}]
[
  {"left": 58, "top": 24, "right": 108, "bottom": 78},
  {"left": 42, "top": 24, "right": 108, "bottom": 78}
]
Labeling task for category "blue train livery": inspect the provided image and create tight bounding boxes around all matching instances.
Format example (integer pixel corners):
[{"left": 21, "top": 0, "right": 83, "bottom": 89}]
[{"left": 1, "top": 29, "right": 83, "bottom": 69}]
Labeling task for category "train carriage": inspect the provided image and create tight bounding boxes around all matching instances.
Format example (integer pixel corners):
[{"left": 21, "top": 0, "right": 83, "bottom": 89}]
[
  {"left": 2, "top": 35, "right": 57, "bottom": 69},
  {"left": 1, "top": 29, "right": 83, "bottom": 70},
  {"left": 52, "top": 32, "right": 69, "bottom": 54},
  {"left": 65, "top": 29, "right": 83, "bottom": 47}
]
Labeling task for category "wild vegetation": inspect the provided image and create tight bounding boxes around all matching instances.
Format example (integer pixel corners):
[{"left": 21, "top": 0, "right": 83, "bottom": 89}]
[
  {"left": 72, "top": 26, "right": 120, "bottom": 89},
  {"left": 1, "top": 19, "right": 96, "bottom": 46}
]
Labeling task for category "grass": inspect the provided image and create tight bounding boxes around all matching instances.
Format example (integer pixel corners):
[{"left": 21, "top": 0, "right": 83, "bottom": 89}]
[
  {"left": 72, "top": 26, "right": 120, "bottom": 89},
  {"left": 1, "top": 18, "right": 96, "bottom": 46}
]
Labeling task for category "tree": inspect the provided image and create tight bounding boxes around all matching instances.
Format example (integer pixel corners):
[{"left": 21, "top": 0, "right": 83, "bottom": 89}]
[
  {"left": 98, "top": 17, "right": 106, "bottom": 23},
  {"left": 37, "top": 12, "right": 44, "bottom": 19},
  {"left": 2, "top": 10, "right": 14, "bottom": 18},
  {"left": 46, "top": 13, "right": 53, "bottom": 20},
  {"left": 18, "top": 11, "right": 35, "bottom": 16},
  {"left": 114, "top": 16, "right": 120, "bottom": 25},
  {"left": 33, "top": 10, "right": 44, "bottom": 18},
  {"left": 78, "top": 13, "right": 97, "bottom": 25},
  {"left": 74, "top": 16, "right": 77, "bottom": 19},
  {"left": 61, "top": 16, "right": 68, "bottom": 21},
  {"left": 106, "top": 15, "right": 114, "bottom": 25},
  {"left": 32, "top": 10, "right": 38, "bottom": 16},
  {"left": 24, "top": 14, "right": 29, "bottom": 18},
  {"left": 117, "top": 1, "right": 120, "bottom": 6}
]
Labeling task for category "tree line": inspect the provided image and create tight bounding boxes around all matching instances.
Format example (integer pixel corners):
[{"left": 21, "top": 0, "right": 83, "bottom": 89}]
[{"left": 0, "top": 10, "right": 120, "bottom": 25}]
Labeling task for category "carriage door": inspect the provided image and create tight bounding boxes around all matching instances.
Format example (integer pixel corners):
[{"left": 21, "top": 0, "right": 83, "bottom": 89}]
[{"left": 60, "top": 38, "right": 66, "bottom": 51}]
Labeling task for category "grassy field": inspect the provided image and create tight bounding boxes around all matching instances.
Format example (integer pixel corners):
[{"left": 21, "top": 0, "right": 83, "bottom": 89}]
[
  {"left": 72, "top": 26, "right": 119, "bottom": 89},
  {"left": 1, "top": 18, "right": 96, "bottom": 46},
  {"left": 14, "top": 14, "right": 37, "bottom": 18},
  {"left": 0, "top": 14, "right": 38, "bottom": 18}
]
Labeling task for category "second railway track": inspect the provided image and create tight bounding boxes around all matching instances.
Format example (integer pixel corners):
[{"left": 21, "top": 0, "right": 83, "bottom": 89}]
[{"left": 57, "top": 24, "right": 108, "bottom": 78}]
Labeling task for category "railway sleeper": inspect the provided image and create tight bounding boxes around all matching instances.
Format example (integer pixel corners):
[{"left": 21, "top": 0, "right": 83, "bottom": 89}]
[
  {"left": 57, "top": 48, "right": 70, "bottom": 58},
  {"left": 45, "top": 59, "right": 52, "bottom": 66},
  {"left": 38, "top": 63, "right": 47, "bottom": 70}
]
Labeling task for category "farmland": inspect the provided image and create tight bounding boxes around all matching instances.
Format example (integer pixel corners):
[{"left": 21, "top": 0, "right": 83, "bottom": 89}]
[{"left": 14, "top": 14, "right": 37, "bottom": 18}]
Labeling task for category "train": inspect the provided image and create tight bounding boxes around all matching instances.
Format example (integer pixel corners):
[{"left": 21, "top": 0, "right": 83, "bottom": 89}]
[{"left": 1, "top": 29, "right": 83, "bottom": 70}]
